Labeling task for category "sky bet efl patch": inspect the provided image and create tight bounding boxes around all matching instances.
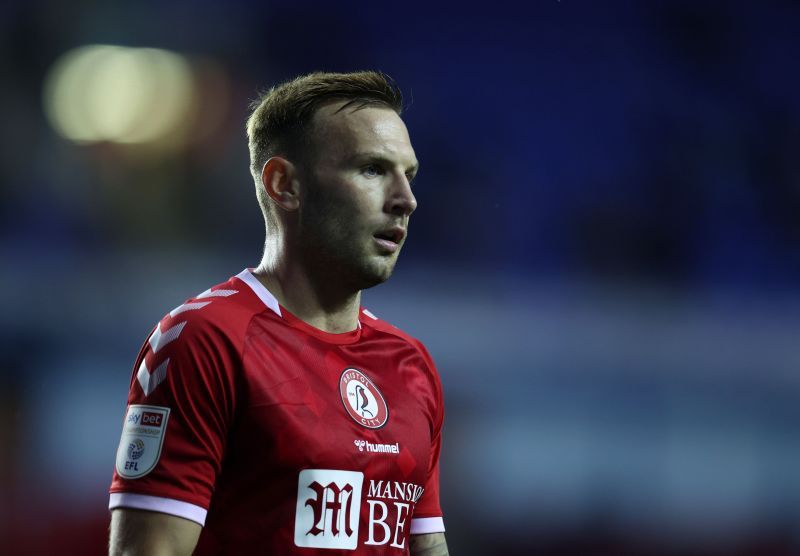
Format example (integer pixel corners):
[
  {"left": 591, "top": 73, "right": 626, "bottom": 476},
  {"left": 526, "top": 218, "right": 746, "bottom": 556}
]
[{"left": 115, "top": 405, "right": 170, "bottom": 479}]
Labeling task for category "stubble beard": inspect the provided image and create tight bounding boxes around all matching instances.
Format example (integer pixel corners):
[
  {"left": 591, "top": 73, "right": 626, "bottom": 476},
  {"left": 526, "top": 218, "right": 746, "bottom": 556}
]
[
  {"left": 301, "top": 203, "right": 399, "bottom": 294},
  {"left": 310, "top": 229, "right": 398, "bottom": 293}
]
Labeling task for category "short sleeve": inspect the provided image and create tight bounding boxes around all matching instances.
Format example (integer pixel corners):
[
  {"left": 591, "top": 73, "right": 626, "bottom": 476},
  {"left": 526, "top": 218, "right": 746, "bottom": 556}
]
[
  {"left": 109, "top": 309, "right": 240, "bottom": 525},
  {"left": 409, "top": 342, "right": 445, "bottom": 534}
]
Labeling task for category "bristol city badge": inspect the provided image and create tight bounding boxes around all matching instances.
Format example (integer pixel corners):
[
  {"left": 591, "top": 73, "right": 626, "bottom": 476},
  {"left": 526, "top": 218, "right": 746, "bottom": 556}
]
[{"left": 339, "top": 368, "right": 389, "bottom": 429}]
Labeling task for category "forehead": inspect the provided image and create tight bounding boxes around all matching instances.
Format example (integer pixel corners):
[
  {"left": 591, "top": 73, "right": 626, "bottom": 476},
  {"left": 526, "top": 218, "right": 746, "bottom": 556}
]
[{"left": 309, "top": 101, "right": 416, "bottom": 165}]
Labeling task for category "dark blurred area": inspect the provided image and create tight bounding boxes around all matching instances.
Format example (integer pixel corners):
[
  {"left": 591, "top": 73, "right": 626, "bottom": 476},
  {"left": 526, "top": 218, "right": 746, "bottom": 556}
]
[{"left": 2, "top": 1, "right": 800, "bottom": 554}]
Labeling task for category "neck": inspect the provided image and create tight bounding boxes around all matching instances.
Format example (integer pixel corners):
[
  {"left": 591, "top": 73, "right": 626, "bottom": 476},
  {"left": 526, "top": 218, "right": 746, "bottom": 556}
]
[{"left": 254, "top": 249, "right": 362, "bottom": 334}]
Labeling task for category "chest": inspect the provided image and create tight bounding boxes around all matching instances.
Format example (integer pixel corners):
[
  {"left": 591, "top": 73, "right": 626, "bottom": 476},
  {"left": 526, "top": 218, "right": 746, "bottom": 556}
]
[{"left": 237, "top": 330, "right": 435, "bottom": 484}]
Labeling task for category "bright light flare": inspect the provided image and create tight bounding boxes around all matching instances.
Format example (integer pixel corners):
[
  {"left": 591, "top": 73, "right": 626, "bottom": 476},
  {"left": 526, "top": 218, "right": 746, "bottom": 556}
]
[{"left": 43, "top": 45, "right": 194, "bottom": 145}]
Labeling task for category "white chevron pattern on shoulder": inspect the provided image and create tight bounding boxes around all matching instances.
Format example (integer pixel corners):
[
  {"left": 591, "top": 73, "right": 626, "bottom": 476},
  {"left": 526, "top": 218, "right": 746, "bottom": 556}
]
[
  {"left": 169, "top": 300, "right": 211, "bottom": 317},
  {"left": 149, "top": 321, "right": 187, "bottom": 354},
  {"left": 137, "top": 358, "right": 170, "bottom": 396},
  {"left": 197, "top": 288, "right": 238, "bottom": 299}
]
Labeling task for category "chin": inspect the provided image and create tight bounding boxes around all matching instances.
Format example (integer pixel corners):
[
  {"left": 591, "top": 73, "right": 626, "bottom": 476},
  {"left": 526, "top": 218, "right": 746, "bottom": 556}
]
[{"left": 356, "top": 259, "right": 396, "bottom": 290}]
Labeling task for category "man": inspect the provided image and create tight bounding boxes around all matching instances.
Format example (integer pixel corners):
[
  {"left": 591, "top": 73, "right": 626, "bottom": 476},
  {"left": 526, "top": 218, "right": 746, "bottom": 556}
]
[{"left": 108, "top": 71, "right": 449, "bottom": 555}]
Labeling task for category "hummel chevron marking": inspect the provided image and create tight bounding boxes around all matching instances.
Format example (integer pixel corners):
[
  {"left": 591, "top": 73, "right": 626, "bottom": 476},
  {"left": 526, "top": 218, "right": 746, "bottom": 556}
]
[
  {"left": 197, "top": 288, "right": 238, "bottom": 299},
  {"left": 137, "top": 358, "right": 169, "bottom": 396},
  {"left": 169, "top": 301, "right": 211, "bottom": 317},
  {"left": 149, "top": 321, "right": 187, "bottom": 354}
]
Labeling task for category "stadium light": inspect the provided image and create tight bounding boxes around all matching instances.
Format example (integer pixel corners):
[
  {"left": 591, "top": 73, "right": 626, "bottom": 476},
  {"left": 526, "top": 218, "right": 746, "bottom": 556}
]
[{"left": 43, "top": 45, "right": 194, "bottom": 146}]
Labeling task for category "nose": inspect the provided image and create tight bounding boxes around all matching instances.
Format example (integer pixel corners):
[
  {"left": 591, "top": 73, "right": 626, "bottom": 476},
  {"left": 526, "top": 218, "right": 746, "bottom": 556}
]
[{"left": 385, "top": 172, "right": 417, "bottom": 217}]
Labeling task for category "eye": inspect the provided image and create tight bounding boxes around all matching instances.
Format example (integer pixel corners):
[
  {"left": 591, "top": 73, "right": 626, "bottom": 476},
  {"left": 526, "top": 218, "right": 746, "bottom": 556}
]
[
  {"left": 362, "top": 164, "right": 384, "bottom": 178},
  {"left": 406, "top": 172, "right": 417, "bottom": 185}
]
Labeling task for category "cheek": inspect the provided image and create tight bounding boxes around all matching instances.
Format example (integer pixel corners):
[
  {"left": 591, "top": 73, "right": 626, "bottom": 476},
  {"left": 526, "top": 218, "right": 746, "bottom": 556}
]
[
  {"left": 306, "top": 178, "right": 378, "bottom": 236},
  {"left": 324, "top": 188, "right": 377, "bottom": 224},
  {"left": 311, "top": 199, "right": 363, "bottom": 243}
]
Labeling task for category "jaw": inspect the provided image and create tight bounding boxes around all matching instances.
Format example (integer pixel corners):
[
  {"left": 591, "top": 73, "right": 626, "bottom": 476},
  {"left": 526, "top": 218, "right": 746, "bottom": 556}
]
[
  {"left": 297, "top": 224, "right": 405, "bottom": 291},
  {"left": 356, "top": 248, "right": 402, "bottom": 289}
]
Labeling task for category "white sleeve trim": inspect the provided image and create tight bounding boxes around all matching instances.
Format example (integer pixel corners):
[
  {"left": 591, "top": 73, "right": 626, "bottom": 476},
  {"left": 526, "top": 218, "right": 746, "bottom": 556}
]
[
  {"left": 109, "top": 492, "right": 208, "bottom": 526},
  {"left": 409, "top": 516, "right": 445, "bottom": 534}
]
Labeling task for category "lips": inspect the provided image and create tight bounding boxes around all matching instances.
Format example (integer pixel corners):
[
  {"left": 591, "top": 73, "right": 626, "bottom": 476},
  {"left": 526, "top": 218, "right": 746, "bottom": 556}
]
[
  {"left": 373, "top": 226, "right": 406, "bottom": 252},
  {"left": 373, "top": 226, "right": 406, "bottom": 244}
]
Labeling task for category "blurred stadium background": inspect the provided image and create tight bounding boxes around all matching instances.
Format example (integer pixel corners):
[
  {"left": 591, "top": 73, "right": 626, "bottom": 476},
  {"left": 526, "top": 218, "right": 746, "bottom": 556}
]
[{"left": 2, "top": 1, "right": 800, "bottom": 554}]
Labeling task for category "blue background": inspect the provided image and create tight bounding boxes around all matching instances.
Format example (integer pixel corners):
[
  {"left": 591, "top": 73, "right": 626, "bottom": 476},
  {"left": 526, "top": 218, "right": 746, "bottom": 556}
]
[{"left": 2, "top": 1, "right": 800, "bottom": 554}]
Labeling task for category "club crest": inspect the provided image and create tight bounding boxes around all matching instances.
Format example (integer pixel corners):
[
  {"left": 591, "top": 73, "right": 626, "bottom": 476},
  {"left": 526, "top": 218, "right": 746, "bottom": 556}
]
[{"left": 339, "top": 368, "right": 389, "bottom": 429}]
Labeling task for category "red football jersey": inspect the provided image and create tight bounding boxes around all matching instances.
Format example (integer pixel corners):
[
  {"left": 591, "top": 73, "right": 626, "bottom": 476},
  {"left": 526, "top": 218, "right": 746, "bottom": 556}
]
[{"left": 109, "top": 269, "right": 445, "bottom": 554}]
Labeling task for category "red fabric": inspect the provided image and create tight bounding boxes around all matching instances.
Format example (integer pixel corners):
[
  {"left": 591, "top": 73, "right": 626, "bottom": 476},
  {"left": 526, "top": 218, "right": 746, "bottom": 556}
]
[{"left": 110, "top": 272, "right": 444, "bottom": 554}]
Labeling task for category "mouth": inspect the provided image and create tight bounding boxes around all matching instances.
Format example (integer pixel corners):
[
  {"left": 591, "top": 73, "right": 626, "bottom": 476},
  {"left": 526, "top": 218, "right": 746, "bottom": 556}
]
[{"left": 373, "top": 226, "right": 406, "bottom": 253}]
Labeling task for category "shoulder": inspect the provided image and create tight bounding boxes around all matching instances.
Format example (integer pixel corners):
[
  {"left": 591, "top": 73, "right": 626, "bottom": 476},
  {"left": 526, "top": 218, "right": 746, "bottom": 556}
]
[
  {"left": 361, "top": 307, "right": 446, "bottom": 426},
  {"left": 145, "top": 272, "right": 268, "bottom": 354},
  {"left": 131, "top": 273, "right": 269, "bottom": 397},
  {"left": 360, "top": 308, "right": 438, "bottom": 373}
]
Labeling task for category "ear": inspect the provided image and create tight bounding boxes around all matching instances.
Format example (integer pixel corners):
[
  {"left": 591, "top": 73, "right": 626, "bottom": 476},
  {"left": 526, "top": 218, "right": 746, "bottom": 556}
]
[{"left": 261, "top": 156, "right": 300, "bottom": 211}]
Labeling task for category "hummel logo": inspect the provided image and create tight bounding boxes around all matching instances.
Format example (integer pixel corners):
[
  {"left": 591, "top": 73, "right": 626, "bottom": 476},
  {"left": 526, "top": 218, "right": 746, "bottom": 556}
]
[{"left": 353, "top": 439, "right": 400, "bottom": 455}]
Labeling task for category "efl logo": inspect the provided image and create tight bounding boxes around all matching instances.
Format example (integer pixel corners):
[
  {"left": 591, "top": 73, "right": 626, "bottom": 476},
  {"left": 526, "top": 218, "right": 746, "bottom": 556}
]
[
  {"left": 115, "top": 405, "right": 170, "bottom": 479},
  {"left": 294, "top": 469, "right": 363, "bottom": 550},
  {"left": 339, "top": 368, "right": 389, "bottom": 429}
]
